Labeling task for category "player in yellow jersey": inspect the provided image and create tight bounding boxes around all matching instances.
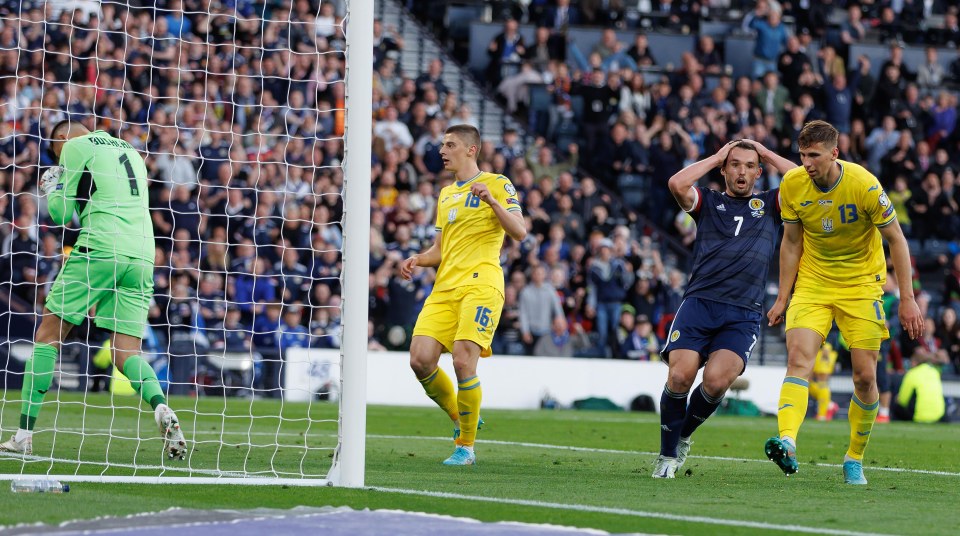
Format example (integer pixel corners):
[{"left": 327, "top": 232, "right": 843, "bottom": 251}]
[
  {"left": 400, "top": 124, "right": 526, "bottom": 466},
  {"left": 809, "top": 340, "right": 839, "bottom": 421},
  {"left": 765, "top": 120, "right": 923, "bottom": 484}
]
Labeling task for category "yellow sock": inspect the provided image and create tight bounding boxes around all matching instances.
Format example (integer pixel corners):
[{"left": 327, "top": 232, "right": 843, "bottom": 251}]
[
  {"left": 815, "top": 381, "right": 831, "bottom": 419},
  {"left": 456, "top": 375, "right": 482, "bottom": 447},
  {"left": 846, "top": 392, "right": 879, "bottom": 461},
  {"left": 418, "top": 368, "right": 459, "bottom": 423},
  {"left": 777, "top": 377, "right": 809, "bottom": 441}
]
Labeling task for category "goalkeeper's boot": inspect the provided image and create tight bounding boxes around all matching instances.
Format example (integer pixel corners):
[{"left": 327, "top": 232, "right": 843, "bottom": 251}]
[
  {"left": 843, "top": 459, "right": 868, "bottom": 485},
  {"left": 764, "top": 436, "right": 798, "bottom": 476},
  {"left": 155, "top": 405, "right": 187, "bottom": 460},
  {"left": 676, "top": 437, "right": 693, "bottom": 470},
  {"left": 652, "top": 455, "right": 679, "bottom": 478},
  {"left": 0, "top": 434, "right": 32, "bottom": 456},
  {"left": 442, "top": 446, "right": 476, "bottom": 466},
  {"left": 452, "top": 417, "right": 484, "bottom": 443}
]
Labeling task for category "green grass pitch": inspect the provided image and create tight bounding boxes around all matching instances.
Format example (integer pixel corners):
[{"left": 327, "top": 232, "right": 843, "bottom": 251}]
[{"left": 1, "top": 393, "right": 957, "bottom": 535}]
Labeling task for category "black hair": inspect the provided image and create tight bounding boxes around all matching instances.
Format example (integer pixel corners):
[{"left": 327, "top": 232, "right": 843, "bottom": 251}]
[{"left": 49, "top": 119, "right": 73, "bottom": 140}]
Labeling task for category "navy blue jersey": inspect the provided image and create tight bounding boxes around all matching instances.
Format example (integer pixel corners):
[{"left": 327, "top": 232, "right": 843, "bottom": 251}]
[{"left": 682, "top": 187, "right": 781, "bottom": 311}]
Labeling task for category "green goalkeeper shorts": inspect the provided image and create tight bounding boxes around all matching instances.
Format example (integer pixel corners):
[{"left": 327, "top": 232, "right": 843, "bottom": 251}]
[{"left": 46, "top": 248, "right": 154, "bottom": 338}]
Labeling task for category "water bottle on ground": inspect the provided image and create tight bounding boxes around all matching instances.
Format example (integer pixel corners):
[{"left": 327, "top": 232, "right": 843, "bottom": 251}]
[{"left": 10, "top": 479, "right": 70, "bottom": 493}]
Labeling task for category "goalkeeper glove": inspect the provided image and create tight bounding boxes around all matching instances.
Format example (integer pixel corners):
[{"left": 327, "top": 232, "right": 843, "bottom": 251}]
[{"left": 39, "top": 165, "right": 64, "bottom": 196}]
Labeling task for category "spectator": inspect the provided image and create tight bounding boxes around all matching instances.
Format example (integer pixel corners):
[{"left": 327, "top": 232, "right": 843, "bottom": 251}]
[
  {"left": 587, "top": 238, "right": 634, "bottom": 355},
  {"left": 412, "top": 116, "right": 446, "bottom": 178},
  {"left": 493, "top": 286, "right": 524, "bottom": 356},
  {"left": 581, "top": 0, "right": 625, "bottom": 28},
  {"left": 626, "top": 32, "right": 656, "bottom": 67},
  {"left": 880, "top": 131, "right": 918, "bottom": 185},
  {"left": 839, "top": 4, "right": 866, "bottom": 59},
  {"left": 620, "top": 314, "right": 660, "bottom": 360},
  {"left": 210, "top": 307, "right": 251, "bottom": 352},
  {"left": 937, "top": 8, "right": 960, "bottom": 48},
  {"left": 820, "top": 56, "right": 863, "bottom": 135},
  {"left": 572, "top": 69, "right": 618, "bottom": 158},
  {"left": 525, "top": 25, "right": 565, "bottom": 73},
  {"left": 927, "top": 91, "right": 957, "bottom": 147},
  {"left": 594, "top": 122, "right": 646, "bottom": 189},
  {"left": 497, "top": 61, "right": 545, "bottom": 114},
  {"left": 865, "top": 116, "right": 902, "bottom": 174},
  {"left": 746, "top": 1, "right": 789, "bottom": 79},
  {"left": 486, "top": 18, "right": 526, "bottom": 87},
  {"left": 231, "top": 257, "right": 278, "bottom": 319},
  {"left": 936, "top": 307, "right": 960, "bottom": 373},
  {"left": 533, "top": 315, "right": 590, "bottom": 357},
  {"left": 525, "top": 137, "right": 579, "bottom": 184},
  {"left": 519, "top": 264, "right": 565, "bottom": 352},
  {"left": 889, "top": 175, "right": 914, "bottom": 235},
  {"left": 368, "top": 320, "right": 387, "bottom": 351},
  {"left": 542, "top": 0, "right": 580, "bottom": 32},
  {"left": 756, "top": 71, "right": 790, "bottom": 131},
  {"left": 279, "top": 306, "right": 310, "bottom": 352},
  {"left": 373, "top": 106, "right": 414, "bottom": 156},
  {"left": 872, "top": 63, "right": 907, "bottom": 123},
  {"left": 917, "top": 47, "right": 944, "bottom": 93}
]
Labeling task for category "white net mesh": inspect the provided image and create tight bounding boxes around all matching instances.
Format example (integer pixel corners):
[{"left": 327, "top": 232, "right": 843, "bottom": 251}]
[{"left": 0, "top": 0, "right": 352, "bottom": 483}]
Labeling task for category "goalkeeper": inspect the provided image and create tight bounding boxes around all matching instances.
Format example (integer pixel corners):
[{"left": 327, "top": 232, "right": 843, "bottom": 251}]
[{"left": 0, "top": 120, "right": 187, "bottom": 460}]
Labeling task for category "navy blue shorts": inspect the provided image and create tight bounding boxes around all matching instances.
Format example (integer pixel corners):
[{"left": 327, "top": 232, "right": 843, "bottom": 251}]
[{"left": 661, "top": 297, "right": 762, "bottom": 370}]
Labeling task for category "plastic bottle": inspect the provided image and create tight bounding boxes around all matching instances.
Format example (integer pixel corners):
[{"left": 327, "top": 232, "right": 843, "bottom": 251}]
[{"left": 10, "top": 479, "right": 70, "bottom": 494}]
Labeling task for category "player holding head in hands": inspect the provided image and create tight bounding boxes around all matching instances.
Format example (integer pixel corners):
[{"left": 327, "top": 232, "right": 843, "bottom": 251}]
[
  {"left": 765, "top": 120, "right": 923, "bottom": 484},
  {"left": 400, "top": 124, "right": 526, "bottom": 465},
  {"left": 0, "top": 119, "right": 187, "bottom": 460},
  {"left": 654, "top": 138, "right": 797, "bottom": 478}
]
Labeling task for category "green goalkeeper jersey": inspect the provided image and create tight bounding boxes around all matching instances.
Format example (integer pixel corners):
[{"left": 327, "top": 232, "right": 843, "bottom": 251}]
[{"left": 49, "top": 130, "right": 154, "bottom": 262}]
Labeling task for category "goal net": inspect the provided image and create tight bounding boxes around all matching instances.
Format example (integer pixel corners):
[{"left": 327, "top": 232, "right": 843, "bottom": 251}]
[{"left": 0, "top": 0, "right": 370, "bottom": 486}]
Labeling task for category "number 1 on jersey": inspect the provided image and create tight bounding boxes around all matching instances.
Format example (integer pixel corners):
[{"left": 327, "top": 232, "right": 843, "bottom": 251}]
[
  {"left": 733, "top": 215, "right": 743, "bottom": 236},
  {"left": 118, "top": 154, "right": 140, "bottom": 196}
]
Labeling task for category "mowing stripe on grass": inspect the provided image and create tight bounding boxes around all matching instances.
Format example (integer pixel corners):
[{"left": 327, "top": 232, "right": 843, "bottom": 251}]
[
  {"left": 369, "top": 434, "right": 960, "bottom": 478},
  {"left": 372, "top": 486, "right": 895, "bottom": 536},
  {"left": 36, "top": 428, "right": 960, "bottom": 478},
  {"left": 0, "top": 451, "right": 246, "bottom": 477}
]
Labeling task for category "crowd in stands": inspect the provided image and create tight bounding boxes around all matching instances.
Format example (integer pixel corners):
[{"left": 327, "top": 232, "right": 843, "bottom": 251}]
[
  {"left": 472, "top": 0, "right": 960, "bottom": 369},
  {"left": 0, "top": 0, "right": 958, "bottom": 388}
]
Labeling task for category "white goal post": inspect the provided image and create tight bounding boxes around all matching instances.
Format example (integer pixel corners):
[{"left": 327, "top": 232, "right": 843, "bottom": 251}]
[{"left": 0, "top": 0, "right": 371, "bottom": 487}]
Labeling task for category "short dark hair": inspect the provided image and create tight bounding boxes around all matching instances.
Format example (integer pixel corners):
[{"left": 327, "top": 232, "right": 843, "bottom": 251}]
[
  {"left": 445, "top": 124, "right": 481, "bottom": 160},
  {"left": 49, "top": 119, "right": 73, "bottom": 140},
  {"left": 798, "top": 120, "right": 839, "bottom": 150},
  {"left": 723, "top": 141, "right": 761, "bottom": 167}
]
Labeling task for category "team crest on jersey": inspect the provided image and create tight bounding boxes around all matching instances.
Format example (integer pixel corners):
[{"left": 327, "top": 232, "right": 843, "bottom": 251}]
[
  {"left": 821, "top": 217, "right": 834, "bottom": 232},
  {"left": 448, "top": 208, "right": 458, "bottom": 223},
  {"left": 504, "top": 183, "right": 516, "bottom": 196},
  {"left": 749, "top": 198, "right": 764, "bottom": 211},
  {"left": 670, "top": 330, "right": 680, "bottom": 342},
  {"left": 878, "top": 192, "right": 890, "bottom": 208}
]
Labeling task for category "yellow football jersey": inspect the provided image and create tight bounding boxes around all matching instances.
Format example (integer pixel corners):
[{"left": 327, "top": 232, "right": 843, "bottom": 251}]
[
  {"left": 780, "top": 160, "right": 896, "bottom": 290},
  {"left": 433, "top": 171, "right": 522, "bottom": 294}
]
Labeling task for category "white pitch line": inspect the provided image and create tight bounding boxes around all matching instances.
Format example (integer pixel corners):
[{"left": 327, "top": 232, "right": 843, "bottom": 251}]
[
  {"left": 371, "top": 486, "right": 896, "bottom": 536},
  {"left": 21, "top": 429, "right": 960, "bottom": 478},
  {"left": 368, "top": 434, "right": 960, "bottom": 478}
]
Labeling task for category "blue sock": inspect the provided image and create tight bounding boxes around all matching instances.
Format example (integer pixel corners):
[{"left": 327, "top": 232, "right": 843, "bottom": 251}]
[
  {"left": 680, "top": 383, "right": 724, "bottom": 439},
  {"left": 660, "top": 385, "right": 689, "bottom": 458}
]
